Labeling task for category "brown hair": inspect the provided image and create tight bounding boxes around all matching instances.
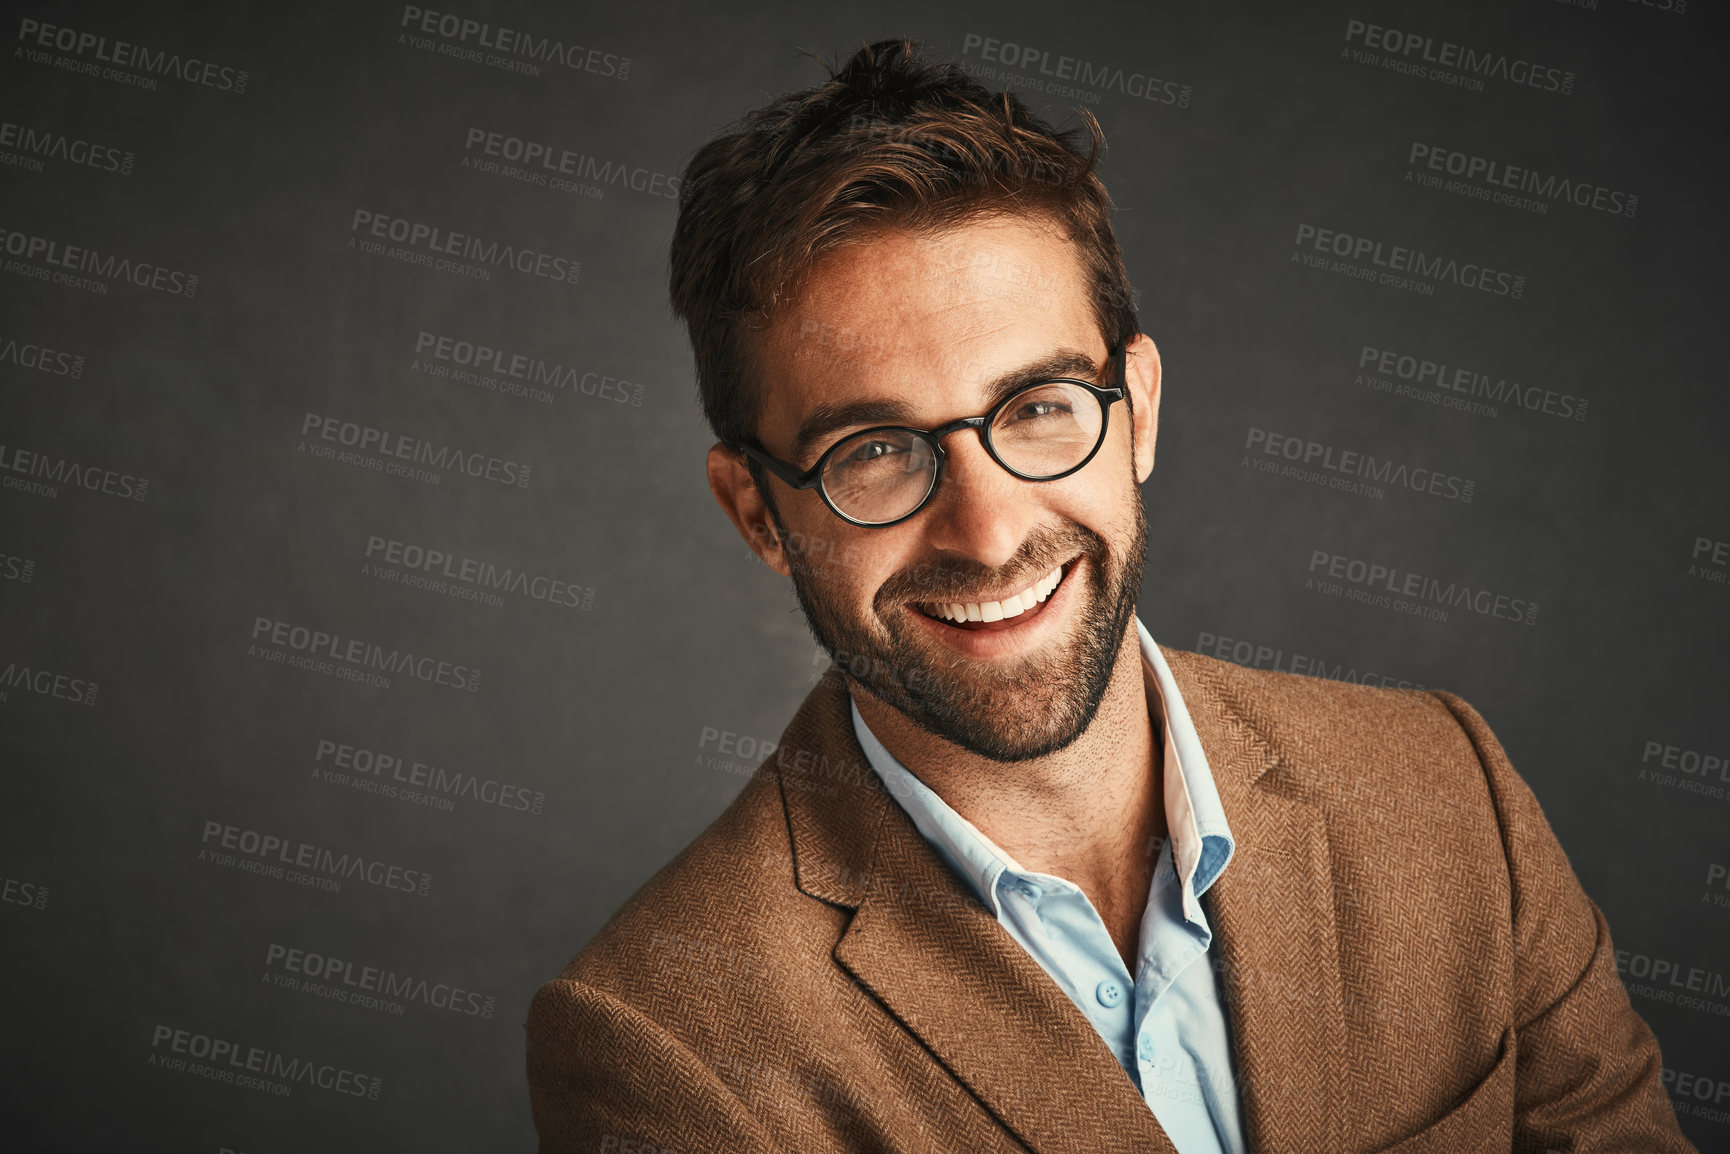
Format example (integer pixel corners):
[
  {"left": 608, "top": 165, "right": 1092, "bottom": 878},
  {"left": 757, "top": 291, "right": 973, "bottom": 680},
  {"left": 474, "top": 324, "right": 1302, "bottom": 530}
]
[{"left": 669, "top": 38, "right": 1139, "bottom": 469}]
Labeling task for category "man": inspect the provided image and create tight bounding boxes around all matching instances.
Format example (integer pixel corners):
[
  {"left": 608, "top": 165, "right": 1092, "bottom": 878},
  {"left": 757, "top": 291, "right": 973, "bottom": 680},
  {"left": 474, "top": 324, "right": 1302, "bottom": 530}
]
[{"left": 527, "top": 40, "right": 1694, "bottom": 1154}]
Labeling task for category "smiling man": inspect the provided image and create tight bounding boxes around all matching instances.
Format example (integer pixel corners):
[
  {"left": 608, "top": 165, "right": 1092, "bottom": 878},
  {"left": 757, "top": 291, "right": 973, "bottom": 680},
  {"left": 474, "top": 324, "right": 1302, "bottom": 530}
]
[{"left": 526, "top": 40, "right": 1693, "bottom": 1154}]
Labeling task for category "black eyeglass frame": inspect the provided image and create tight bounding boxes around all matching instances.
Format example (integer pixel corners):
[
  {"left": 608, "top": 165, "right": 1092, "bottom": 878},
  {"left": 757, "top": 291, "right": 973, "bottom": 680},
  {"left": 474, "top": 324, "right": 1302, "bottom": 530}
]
[{"left": 737, "top": 345, "right": 1128, "bottom": 528}]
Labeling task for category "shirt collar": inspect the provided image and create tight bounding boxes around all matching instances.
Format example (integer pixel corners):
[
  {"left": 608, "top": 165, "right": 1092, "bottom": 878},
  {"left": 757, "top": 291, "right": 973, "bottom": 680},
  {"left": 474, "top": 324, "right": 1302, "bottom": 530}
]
[{"left": 848, "top": 618, "right": 1236, "bottom": 927}]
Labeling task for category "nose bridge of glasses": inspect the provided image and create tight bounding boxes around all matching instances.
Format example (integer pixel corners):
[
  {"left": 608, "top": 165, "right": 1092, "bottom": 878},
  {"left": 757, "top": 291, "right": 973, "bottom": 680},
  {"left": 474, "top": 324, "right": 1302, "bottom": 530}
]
[
  {"left": 924, "top": 414, "right": 1020, "bottom": 508},
  {"left": 928, "top": 413, "right": 991, "bottom": 450}
]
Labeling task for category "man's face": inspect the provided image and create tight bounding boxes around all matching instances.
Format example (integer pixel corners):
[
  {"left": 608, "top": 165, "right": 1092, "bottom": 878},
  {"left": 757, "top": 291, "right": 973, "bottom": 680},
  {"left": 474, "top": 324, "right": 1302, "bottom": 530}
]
[{"left": 726, "top": 215, "right": 1160, "bottom": 762}]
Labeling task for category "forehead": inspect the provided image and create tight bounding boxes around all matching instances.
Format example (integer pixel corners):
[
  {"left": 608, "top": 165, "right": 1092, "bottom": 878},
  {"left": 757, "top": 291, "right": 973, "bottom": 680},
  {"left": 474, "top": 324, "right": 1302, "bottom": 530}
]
[{"left": 754, "top": 215, "right": 1100, "bottom": 434}]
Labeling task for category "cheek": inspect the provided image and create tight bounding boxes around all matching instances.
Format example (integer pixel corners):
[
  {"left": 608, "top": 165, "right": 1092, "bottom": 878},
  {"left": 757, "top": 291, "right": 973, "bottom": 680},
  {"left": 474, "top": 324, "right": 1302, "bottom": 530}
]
[
  {"left": 1054, "top": 468, "right": 1136, "bottom": 530},
  {"left": 783, "top": 514, "right": 894, "bottom": 598}
]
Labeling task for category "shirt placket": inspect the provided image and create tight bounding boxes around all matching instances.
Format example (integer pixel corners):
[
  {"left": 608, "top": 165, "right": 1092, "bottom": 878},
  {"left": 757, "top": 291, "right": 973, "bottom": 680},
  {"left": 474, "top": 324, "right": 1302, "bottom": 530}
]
[
  {"left": 1131, "top": 840, "right": 1230, "bottom": 1153},
  {"left": 995, "top": 869, "right": 1142, "bottom": 1072}
]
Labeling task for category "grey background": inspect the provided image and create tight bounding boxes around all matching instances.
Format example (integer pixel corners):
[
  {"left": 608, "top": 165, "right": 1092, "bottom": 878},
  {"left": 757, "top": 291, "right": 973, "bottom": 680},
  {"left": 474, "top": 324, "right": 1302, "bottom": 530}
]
[{"left": 2, "top": 0, "right": 1726, "bottom": 1149}]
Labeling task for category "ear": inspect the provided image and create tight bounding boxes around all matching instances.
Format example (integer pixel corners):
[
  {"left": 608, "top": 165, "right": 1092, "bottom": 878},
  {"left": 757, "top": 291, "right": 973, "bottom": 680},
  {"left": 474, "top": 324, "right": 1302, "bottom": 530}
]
[
  {"left": 707, "top": 443, "right": 792, "bottom": 577},
  {"left": 1123, "top": 333, "right": 1162, "bottom": 484}
]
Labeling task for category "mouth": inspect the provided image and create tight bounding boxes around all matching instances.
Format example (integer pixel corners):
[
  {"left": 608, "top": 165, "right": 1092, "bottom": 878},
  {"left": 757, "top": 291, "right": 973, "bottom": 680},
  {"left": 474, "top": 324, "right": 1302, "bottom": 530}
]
[{"left": 909, "top": 560, "right": 1071, "bottom": 632}]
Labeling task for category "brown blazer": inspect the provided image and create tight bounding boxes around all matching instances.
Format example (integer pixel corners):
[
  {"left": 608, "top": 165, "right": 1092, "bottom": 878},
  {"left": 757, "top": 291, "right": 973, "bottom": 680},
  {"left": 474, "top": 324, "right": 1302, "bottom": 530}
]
[{"left": 527, "top": 647, "right": 1695, "bottom": 1153}]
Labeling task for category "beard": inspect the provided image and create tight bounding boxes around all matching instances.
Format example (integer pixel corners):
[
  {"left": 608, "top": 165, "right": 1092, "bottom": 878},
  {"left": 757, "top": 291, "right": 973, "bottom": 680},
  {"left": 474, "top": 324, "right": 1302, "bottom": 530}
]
[{"left": 775, "top": 495, "right": 1146, "bottom": 763}]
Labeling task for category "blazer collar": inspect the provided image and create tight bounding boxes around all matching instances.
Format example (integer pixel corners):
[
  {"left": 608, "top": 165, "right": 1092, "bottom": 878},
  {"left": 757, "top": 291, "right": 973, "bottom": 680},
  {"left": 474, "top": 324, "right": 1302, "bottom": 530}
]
[{"left": 772, "top": 647, "right": 1349, "bottom": 1154}]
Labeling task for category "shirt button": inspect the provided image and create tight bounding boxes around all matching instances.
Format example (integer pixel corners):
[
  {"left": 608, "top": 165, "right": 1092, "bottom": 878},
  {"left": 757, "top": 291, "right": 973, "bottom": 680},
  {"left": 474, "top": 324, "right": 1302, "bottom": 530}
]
[
  {"left": 1094, "top": 979, "right": 1125, "bottom": 1008},
  {"left": 1019, "top": 881, "right": 1042, "bottom": 901},
  {"left": 1138, "top": 1035, "right": 1154, "bottom": 1062}
]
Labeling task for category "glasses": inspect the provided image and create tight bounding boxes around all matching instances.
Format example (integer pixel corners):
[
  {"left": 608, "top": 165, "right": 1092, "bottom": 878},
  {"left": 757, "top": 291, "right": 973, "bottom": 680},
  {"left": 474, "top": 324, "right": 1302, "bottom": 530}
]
[{"left": 740, "top": 346, "right": 1126, "bottom": 527}]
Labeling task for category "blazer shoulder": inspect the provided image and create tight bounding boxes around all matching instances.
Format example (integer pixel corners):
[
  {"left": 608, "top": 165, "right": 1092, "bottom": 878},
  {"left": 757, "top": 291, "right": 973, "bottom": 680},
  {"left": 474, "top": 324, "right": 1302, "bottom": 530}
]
[
  {"left": 545, "top": 767, "right": 846, "bottom": 1007},
  {"left": 1160, "top": 644, "right": 1493, "bottom": 804},
  {"left": 1163, "top": 643, "right": 1470, "bottom": 734}
]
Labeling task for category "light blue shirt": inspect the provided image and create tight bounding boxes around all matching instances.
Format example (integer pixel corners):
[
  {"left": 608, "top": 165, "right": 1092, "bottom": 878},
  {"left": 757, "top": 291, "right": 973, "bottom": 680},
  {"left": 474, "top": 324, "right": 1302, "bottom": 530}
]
[{"left": 849, "top": 619, "right": 1245, "bottom": 1154}]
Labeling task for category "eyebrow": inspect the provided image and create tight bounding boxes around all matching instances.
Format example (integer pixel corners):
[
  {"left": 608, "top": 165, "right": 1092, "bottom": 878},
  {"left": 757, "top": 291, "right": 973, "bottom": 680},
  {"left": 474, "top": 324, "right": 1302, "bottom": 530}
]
[{"left": 788, "top": 347, "right": 1106, "bottom": 462}]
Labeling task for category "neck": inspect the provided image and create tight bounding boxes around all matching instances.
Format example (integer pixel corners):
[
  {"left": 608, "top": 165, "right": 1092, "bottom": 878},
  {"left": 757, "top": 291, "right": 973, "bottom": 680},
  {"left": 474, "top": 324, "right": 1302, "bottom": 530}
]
[{"left": 850, "top": 621, "right": 1167, "bottom": 946}]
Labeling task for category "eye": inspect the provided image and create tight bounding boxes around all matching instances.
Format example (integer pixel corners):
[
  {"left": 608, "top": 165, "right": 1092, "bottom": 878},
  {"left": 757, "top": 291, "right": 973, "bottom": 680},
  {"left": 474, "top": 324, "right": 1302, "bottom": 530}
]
[
  {"left": 840, "top": 438, "right": 906, "bottom": 464},
  {"left": 1007, "top": 397, "right": 1075, "bottom": 422}
]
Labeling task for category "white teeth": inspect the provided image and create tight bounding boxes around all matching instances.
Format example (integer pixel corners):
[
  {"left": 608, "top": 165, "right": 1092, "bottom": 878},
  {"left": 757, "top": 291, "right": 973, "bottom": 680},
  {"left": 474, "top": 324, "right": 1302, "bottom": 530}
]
[{"left": 922, "top": 565, "right": 1065, "bottom": 624}]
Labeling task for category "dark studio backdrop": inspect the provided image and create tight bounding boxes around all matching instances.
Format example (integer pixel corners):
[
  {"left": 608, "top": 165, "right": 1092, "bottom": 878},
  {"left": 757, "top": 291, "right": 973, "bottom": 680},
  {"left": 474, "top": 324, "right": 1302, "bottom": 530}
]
[{"left": 1, "top": 0, "right": 1726, "bottom": 1149}]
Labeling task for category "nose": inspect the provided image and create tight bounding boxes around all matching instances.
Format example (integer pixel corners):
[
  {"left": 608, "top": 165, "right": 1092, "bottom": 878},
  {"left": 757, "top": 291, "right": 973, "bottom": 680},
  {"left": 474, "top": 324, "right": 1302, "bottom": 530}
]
[{"left": 918, "top": 425, "right": 1040, "bottom": 569}]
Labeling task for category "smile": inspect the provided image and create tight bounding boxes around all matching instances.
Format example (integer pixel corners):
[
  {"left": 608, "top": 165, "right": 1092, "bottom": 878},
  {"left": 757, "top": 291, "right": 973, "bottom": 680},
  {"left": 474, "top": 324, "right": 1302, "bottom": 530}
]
[{"left": 914, "top": 563, "right": 1066, "bottom": 625}]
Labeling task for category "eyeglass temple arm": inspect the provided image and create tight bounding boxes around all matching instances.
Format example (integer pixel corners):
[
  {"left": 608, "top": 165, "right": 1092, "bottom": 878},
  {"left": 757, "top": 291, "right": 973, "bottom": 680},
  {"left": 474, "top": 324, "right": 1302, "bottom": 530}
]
[{"left": 736, "top": 441, "right": 820, "bottom": 490}]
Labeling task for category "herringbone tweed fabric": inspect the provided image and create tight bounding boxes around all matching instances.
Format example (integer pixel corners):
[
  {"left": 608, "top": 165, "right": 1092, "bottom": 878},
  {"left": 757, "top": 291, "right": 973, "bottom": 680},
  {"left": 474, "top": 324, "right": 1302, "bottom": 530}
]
[{"left": 527, "top": 647, "right": 1695, "bottom": 1153}]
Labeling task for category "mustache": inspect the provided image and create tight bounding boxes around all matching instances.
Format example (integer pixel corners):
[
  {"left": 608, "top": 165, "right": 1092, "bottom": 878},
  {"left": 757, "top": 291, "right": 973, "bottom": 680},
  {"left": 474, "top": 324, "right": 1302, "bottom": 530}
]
[{"left": 874, "top": 523, "right": 1106, "bottom": 606}]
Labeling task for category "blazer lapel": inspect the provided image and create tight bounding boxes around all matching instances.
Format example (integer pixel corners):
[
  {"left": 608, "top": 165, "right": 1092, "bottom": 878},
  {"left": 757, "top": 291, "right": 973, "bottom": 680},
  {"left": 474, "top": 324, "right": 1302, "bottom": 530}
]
[
  {"left": 774, "top": 669, "right": 1178, "bottom": 1154},
  {"left": 1162, "top": 648, "right": 1352, "bottom": 1154}
]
